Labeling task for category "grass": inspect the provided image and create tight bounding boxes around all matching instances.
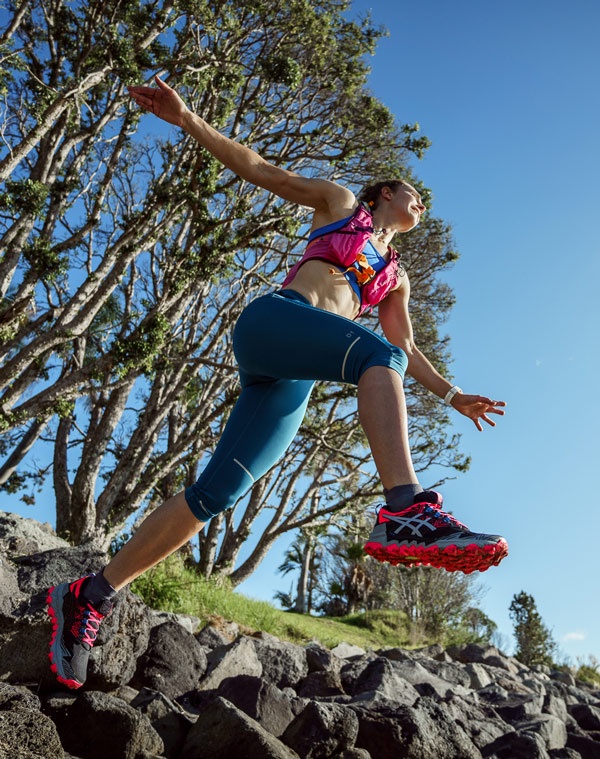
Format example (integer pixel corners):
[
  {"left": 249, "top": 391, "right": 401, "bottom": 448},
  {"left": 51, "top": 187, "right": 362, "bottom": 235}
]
[{"left": 131, "top": 553, "right": 417, "bottom": 650}]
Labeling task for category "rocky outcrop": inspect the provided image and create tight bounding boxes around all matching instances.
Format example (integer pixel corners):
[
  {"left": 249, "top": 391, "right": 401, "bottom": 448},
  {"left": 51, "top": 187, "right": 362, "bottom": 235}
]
[{"left": 1, "top": 511, "right": 599, "bottom": 759}]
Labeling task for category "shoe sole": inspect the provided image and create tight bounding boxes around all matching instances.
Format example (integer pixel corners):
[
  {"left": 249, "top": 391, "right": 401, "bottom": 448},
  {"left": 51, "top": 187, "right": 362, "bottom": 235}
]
[
  {"left": 47, "top": 584, "right": 84, "bottom": 690},
  {"left": 364, "top": 538, "right": 509, "bottom": 574}
]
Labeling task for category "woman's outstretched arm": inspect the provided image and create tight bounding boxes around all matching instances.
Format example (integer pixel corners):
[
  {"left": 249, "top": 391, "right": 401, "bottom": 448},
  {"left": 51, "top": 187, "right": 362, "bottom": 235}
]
[{"left": 127, "top": 75, "right": 354, "bottom": 216}]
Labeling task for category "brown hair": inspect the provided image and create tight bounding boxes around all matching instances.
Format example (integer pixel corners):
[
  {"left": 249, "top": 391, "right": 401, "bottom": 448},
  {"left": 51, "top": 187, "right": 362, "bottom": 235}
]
[{"left": 358, "top": 180, "right": 405, "bottom": 210}]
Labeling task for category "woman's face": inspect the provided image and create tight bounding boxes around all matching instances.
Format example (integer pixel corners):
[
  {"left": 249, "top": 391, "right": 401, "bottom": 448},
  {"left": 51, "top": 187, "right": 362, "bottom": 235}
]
[{"left": 383, "top": 183, "right": 426, "bottom": 232}]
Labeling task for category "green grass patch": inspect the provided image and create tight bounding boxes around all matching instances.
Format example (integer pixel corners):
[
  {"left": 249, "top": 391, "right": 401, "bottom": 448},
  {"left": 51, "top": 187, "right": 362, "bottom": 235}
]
[{"left": 131, "top": 553, "right": 414, "bottom": 650}]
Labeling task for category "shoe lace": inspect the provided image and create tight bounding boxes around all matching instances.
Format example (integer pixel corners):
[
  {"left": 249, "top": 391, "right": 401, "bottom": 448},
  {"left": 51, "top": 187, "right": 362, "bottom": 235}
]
[
  {"left": 423, "top": 504, "right": 467, "bottom": 530},
  {"left": 71, "top": 603, "right": 105, "bottom": 647}
]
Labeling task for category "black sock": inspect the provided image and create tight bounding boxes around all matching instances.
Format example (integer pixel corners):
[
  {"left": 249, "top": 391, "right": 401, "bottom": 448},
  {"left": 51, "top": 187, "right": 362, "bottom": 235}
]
[
  {"left": 83, "top": 570, "right": 118, "bottom": 606},
  {"left": 384, "top": 483, "right": 423, "bottom": 512}
]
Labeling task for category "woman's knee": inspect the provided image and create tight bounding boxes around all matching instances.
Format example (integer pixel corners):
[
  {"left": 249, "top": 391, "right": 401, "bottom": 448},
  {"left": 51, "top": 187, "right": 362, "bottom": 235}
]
[{"left": 349, "top": 340, "right": 408, "bottom": 384}]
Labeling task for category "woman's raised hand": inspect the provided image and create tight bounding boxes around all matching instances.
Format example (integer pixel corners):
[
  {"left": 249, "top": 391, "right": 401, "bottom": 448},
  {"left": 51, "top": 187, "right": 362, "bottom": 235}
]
[
  {"left": 127, "top": 75, "right": 189, "bottom": 128},
  {"left": 451, "top": 393, "right": 506, "bottom": 432}
]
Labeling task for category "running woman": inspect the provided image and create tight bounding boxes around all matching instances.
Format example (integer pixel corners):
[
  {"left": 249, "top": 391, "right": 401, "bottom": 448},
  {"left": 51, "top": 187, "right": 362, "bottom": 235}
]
[{"left": 47, "top": 75, "right": 508, "bottom": 689}]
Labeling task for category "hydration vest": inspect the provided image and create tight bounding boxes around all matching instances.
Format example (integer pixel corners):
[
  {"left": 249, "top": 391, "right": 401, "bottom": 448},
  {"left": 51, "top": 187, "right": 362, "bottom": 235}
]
[{"left": 281, "top": 203, "right": 402, "bottom": 316}]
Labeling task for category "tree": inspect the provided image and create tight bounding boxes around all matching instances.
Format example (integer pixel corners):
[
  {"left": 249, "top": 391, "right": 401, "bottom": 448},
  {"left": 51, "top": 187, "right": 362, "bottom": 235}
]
[
  {"left": 314, "top": 512, "right": 486, "bottom": 643},
  {"left": 275, "top": 517, "right": 325, "bottom": 614},
  {"left": 509, "top": 591, "right": 556, "bottom": 667},
  {"left": 1, "top": 0, "right": 463, "bottom": 585}
]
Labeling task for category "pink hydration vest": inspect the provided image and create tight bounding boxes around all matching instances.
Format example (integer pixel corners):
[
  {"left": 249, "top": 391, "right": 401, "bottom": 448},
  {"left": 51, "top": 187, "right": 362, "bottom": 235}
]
[{"left": 281, "top": 203, "right": 401, "bottom": 317}]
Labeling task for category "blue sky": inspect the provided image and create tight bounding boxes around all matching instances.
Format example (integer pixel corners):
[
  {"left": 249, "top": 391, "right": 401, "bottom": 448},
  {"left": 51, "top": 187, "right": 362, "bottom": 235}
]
[
  {"left": 339, "top": 0, "right": 600, "bottom": 660},
  {"left": 3, "top": 0, "right": 599, "bottom": 662},
  {"left": 241, "top": 0, "right": 600, "bottom": 662}
]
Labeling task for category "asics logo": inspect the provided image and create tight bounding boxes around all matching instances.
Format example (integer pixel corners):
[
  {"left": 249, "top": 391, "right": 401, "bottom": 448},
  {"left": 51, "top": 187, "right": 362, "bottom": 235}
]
[{"left": 386, "top": 513, "right": 438, "bottom": 538}]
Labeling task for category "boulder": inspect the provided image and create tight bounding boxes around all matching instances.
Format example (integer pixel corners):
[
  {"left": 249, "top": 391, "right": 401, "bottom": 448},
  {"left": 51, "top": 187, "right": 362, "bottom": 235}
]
[
  {"left": 352, "top": 697, "right": 480, "bottom": 759},
  {"left": 131, "top": 687, "right": 197, "bottom": 758},
  {"left": 251, "top": 632, "right": 309, "bottom": 689},
  {"left": 198, "top": 635, "right": 263, "bottom": 690},
  {"left": 349, "top": 657, "right": 419, "bottom": 706},
  {"left": 179, "top": 696, "right": 300, "bottom": 759},
  {"left": 296, "top": 669, "right": 345, "bottom": 699},
  {"left": 282, "top": 700, "right": 359, "bottom": 758},
  {"left": 569, "top": 702, "right": 600, "bottom": 731},
  {"left": 516, "top": 714, "right": 568, "bottom": 750},
  {"left": 330, "top": 642, "right": 366, "bottom": 659},
  {"left": 0, "top": 511, "right": 67, "bottom": 558},
  {"left": 44, "top": 690, "right": 164, "bottom": 759},
  {"left": 131, "top": 620, "right": 208, "bottom": 699},
  {"left": 305, "top": 641, "right": 343, "bottom": 674},
  {"left": 217, "top": 674, "right": 297, "bottom": 737}
]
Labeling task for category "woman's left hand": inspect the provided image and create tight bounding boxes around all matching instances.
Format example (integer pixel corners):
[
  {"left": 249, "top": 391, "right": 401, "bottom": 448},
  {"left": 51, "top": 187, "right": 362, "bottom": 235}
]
[{"left": 451, "top": 393, "right": 506, "bottom": 431}]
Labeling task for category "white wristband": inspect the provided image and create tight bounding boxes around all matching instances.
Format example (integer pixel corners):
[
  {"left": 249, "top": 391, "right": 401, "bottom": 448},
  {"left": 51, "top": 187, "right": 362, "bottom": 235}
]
[{"left": 444, "top": 385, "right": 462, "bottom": 406}]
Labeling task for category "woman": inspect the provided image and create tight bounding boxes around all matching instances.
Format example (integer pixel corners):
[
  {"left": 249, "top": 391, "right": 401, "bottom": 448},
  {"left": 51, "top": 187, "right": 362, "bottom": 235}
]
[{"left": 47, "top": 76, "right": 507, "bottom": 690}]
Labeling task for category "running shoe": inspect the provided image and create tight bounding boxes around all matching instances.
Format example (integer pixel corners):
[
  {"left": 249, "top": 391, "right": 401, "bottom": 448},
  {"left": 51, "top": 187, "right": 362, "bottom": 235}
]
[
  {"left": 47, "top": 575, "right": 113, "bottom": 689},
  {"left": 364, "top": 491, "right": 508, "bottom": 574}
]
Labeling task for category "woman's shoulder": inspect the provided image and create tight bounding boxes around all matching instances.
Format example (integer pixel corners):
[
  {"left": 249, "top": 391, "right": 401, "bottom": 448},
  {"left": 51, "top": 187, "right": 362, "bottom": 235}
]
[{"left": 308, "top": 183, "right": 358, "bottom": 232}]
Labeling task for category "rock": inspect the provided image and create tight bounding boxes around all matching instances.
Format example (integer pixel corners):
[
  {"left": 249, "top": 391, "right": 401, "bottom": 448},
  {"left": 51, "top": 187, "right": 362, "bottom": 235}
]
[
  {"left": 217, "top": 674, "right": 297, "bottom": 737},
  {"left": 149, "top": 609, "right": 201, "bottom": 634},
  {"left": 131, "top": 620, "right": 208, "bottom": 699},
  {"left": 486, "top": 729, "right": 551, "bottom": 758},
  {"left": 478, "top": 682, "right": 545, "bottom": 722},
  {"left": 352, "top": 697, "right": 481, "bottom": 759},
  {"left": 443, "top": 692, "right": 513, "bottom": 751},
  {"left": 387, "top": 658, "right": 470, "bottom": 700},
  {"left": 131, "top": 687, "right": 196, "bottom": 758},
  {"left": 0, "top": 553, "right": 23, "bottom": 616},
  {"left": 0, "top": 511, "right": 67, "bottom": 558},
  {"left": 179, "top": 696, "right": 300, "bottom": 759},
  {"left": 296, "top": 669, "right": 345, "bottom": 699},
  {"left": 198, "top": 635, "right": 263, "bottom": 690},
  {"left": 545, "top": 693, "right": 569, "bottom": 722},
  {"left": 12, "top": 543, "right": 108, "bottom": 592},
  {"left": 195, "top": 617, "right": 240, "bottom": 648},
  {"left": 417, "top": 656, "right": 473, "bottom": 689},
  {"left": 446, "top": 642, "right": 501, "bottom": 664},
  {"left": 553, "top": 670, "right": 577, "bottom": 687},
  {"left": 377, "top": 646, "right": 414, "bottom": 663},
  {"left": 282, "top": 700, "right": 359, "bottom": 758},
  {"left": 305, "top": 641, "right": 343, "bottom": 674},
  {"left": 252, "top": 632, "right": 309, "bottom": 689},
  {"left": 569, "top": 702, "right": 600, "bottom": 731},
  {"left": 330, "top": 642, "right": 366, "bottom": 659},
  {"left": 466, "top": 661, "right": 494, "bottom": 690},
  {"left": 44, "top": 690, "right": 164, "bottom": 759},
  {"left": 339, "top": 653, "right": 377, "bottom": 694},
  {"left": 517, "top": 714, "right": 568, "bottom": 750},
  {"left": 350, "top": 657, "right": 419, "bottom": 707},
  {"left": 0, "top": 682, "right": 41, "bottom": 711},
  {"left": 0, "top": 707, "right": 66, "bottom": 759},
  {"left": 566, "top": 730, "right": 600, "bottom": 759},
  {"left": 549, "top": 749, "right": 584, "bottom": 759}
]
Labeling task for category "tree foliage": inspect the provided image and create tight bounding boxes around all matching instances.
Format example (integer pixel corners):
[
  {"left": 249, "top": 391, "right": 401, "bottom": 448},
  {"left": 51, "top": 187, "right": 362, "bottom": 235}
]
[
  {"left": 509, "top": 590, "right": 556, "bottom": 667},
  {"left": 292, "top": 512, "right": 489, "bottom": 645},
  {"left": 1, "top": 0, "right": 462, "bottom": 584}
]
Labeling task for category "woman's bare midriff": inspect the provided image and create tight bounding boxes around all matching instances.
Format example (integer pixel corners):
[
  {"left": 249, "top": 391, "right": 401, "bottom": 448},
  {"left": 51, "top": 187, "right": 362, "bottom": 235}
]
[{"left": 281, "top": 259, "right": 360, "bottom": 320}]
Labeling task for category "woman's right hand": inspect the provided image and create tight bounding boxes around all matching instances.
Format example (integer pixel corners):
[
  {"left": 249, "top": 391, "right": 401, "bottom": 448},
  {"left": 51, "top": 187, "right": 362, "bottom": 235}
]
[{"left": 127, "top": 75, "right": 189, "bottom": 128}]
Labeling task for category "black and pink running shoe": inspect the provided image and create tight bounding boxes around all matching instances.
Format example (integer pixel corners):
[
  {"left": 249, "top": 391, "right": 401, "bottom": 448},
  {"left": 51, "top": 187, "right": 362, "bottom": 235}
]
[
  {"left": 364, "top": 491, "right": 508, "bottom": 574},
  {"left": 47, "top": 575, "right": 113, "bottom": 689}
]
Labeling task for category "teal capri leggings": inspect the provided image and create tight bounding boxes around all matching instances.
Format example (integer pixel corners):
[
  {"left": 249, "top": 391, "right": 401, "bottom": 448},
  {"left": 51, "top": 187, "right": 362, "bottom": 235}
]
[{"left": 185, "top": 289, "right": 408, "bottom": 521}]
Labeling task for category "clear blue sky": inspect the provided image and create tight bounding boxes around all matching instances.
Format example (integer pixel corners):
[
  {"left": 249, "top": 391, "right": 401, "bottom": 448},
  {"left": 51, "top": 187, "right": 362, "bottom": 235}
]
[
  {"left": 3, "top": 0, "right": 599, "bottom": 662},
  {"left": 242, "top": 0, "right": 600, "bottom": 662}
]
